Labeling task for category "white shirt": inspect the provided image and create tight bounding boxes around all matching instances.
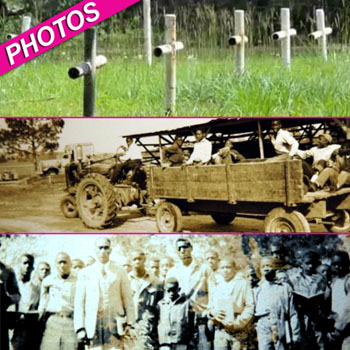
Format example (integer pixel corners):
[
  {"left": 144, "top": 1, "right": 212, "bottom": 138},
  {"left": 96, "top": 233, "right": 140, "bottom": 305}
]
[
  {"left": 297, "top": 144, "right": 340, "bottom": 166},
  {"left": 209, "top": 272, "right": 254, "bottom": 328},
  {"left": 332, "top": 276, "right": 350, "bottom": 325},
  {"left": 186, "top": 139, "right": 212, "bottom": 165},
  {"left": 96, "top": 261, "right": 111, "bottom": 313},
  {"left": 271, "top": 129, "right": 299, "bottom": 156},
  {"left": 120, "top": 143, "right": 143, "bottom": 162},
  {"left": 17, "top": 279, "right": 40, "bottom": 312},
  {"left": 39, "top": 273, "right": 76, "bottom": 314}
]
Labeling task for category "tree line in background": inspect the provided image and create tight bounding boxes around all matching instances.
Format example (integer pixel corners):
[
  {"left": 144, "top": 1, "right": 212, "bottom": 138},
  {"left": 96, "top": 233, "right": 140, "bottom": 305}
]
[
  {"left": 0, "top": 119, "right": 64, "bottom": 169},
  {"left": 0, "top": 234, "right": 346, "bottom": 268}
]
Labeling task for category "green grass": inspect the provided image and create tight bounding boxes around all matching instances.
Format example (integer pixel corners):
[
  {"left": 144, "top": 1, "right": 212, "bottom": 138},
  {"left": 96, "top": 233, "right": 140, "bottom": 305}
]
[{"left": 1, "top": 49, "right": 350, "bottom": 116}]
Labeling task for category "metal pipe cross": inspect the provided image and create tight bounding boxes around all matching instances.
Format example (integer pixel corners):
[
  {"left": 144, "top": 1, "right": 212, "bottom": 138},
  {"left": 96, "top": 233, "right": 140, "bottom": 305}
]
[
  {"left": 309, "top": 9, "right": 332, "bottom": 62},
  {"left": 272, "top": 8, "right": 297, "bottom": 69},
  {"left": 68, "top": 28, "right": 107, "bottom": 117},
  {"left": 154, "top": 14, "right": 184, "bottom": 115},
  {"left": 143, "top": 0, "right": 152, "bottom": 66},
  {"left": 6, "top": 16, "right": 31, "bottom": 40},
  {"left": 228, "top": 10, "right": 248, "bottom": 76}
]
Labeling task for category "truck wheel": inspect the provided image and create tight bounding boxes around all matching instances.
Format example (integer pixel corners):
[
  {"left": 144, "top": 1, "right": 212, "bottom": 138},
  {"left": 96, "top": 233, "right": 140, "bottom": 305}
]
[
  {"left": 324, "top": 210, "right": 350, "bottom": 233},
  {"left": 211, "top": 213, "right": 236, "bottom": 225},
  {"left": 45, "top": 169, "right": 59, "bottom": 177},
  {"left": 156, "top": 202, "right": 183, "bottom": 233},
  {"left": 60, "top": 195, "right": 78, "bottom": 218},
  {"left": 264, "top": 208, "right": 310, "bottom": 233},
  {"left": 76, "top": 173, "right": 117, "bottom": 229}
]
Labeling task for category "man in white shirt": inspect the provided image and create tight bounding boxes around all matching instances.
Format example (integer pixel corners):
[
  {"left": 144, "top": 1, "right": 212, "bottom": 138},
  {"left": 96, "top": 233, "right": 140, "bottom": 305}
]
[
  {"left": 186, "top": 129, "right": 212, "bottom": 165},
  {"left": 39, "top": 252, "right": 77, "bottom": 350},
  {"left": 268, "top": 120, "right": 299, "bottom": 161},
  {"left": 167, "top": 238, "right": 213, "bottom": 350},
  {"left": 11, "top": 254, "right": 41, "bottom": 350},
  {"left": 74, "top": 237, "right": 135, "bottom": 349},
  {"left": 208, "top": 257, "right": 254, "bottom": 350},
  {"left": 296, "top": 133, "right": 340, "bottom": 183},
  {"left": 111, "top": 136, "right": 143, "bottom": 184}
]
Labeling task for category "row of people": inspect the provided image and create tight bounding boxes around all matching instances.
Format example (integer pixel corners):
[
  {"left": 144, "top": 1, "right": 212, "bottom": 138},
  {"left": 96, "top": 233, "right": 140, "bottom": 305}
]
[{"left": 1, "top": 236, "right": 350, "bottom": 350}]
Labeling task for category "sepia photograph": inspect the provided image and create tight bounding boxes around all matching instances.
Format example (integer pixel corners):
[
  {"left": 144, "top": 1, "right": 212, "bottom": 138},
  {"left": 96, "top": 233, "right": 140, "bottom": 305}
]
[
  {"left": 1, "top": 233, "right": 350, "bottom": 350},
  {"left": 1, "top": 117, "right": 350, "bottom": 233},
  {"left": 2, "top": 1, "right": 350, "bottom": 116}
]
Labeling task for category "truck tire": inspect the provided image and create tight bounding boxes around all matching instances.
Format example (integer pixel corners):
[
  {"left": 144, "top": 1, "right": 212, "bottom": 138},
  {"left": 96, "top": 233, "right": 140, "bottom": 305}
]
[
  {"left": 264, "top": 207, "right": 310, "bottom": 233},
  {"left": 324, "top": 210, "right": 350, "bottom": 233},
  {"left": 45, "top": 169, "right": 59, "bottom": 177},
  {"left": 211, "top": 213, "right": 236, "bottom": 225},
  {"left": 60, "top": 194, "right": 78, "bottom": 218},
  {"left": 76, "top": 173, "right": 117, "bottom": 229},
  {"left": 156, "top": 202, "right": 183, "bottom": 233}
]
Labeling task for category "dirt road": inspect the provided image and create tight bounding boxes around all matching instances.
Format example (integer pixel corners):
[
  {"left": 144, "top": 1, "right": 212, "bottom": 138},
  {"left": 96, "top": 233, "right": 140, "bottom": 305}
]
[{"left": 0, "top": 178, "right": 327, "bottom": 233}]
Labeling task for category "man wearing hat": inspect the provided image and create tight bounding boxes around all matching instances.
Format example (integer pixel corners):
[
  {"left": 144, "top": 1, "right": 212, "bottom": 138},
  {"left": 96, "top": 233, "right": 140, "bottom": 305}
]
[
  {"left": 296, "top": 133, "right": 340, "bottom": 186},
  {"left": 255, "top": 257, "right": 301, "bottom": 350},
  {"left": 167, "top": 238, "right": 213, "bottom": 350}
]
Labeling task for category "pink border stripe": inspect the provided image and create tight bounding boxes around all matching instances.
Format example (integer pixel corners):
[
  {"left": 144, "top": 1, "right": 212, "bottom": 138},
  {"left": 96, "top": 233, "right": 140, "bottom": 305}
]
[{"left": 0, "top": 0, "right": 140, "bottom": 75}]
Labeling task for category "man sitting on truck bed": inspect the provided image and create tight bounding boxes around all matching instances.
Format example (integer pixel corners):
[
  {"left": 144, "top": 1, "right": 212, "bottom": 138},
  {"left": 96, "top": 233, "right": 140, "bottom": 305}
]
[
  {"left": 161, "top": 136, "right": 184, "bottom": 166},
  {"left": 212, "top": 139, "right": 245, "bottom": 165},
  {"left": 185, "top": 129, "right": 212, "bottom": 166},
  {"left": 296, "top": 133, "right": 340, "bottom": 185},
  {"left": 311, "top": 140, "right": 350, "bottom": 192},
  {"left": 111, "top": 137, "right": 143, "bottom": 184},
  {"left": 268, "top": 119, "right": 299, "bottom": 161}
]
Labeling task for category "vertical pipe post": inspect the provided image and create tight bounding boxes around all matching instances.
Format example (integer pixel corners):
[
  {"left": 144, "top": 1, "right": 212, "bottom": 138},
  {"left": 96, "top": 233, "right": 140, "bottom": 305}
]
[
  {"left": 158, "top": 135, "right": 163, "bottom": 164},
  {"left": 281, "top": 8, "right": 291, "bottom": 69},
  {"left": 21, "top": 16, "right": 31, "bottom": 33},
  {"left": 257, "top": 121, "right": 265, "bottom": 159},
  {"left": 235, "top": 10, "right": 245, "bottom": 76},
  {"left": 143, "top": 0, "right": 152, "bottom": 66},
  {"left": 18, "top": 16, "right": 32, "bottom": 69},
  {"left": 84, "top": 28, "right": 97, "bottom": 117},
  {"left": 165, "top": 14, "right": 176, "bottom": 115},
  {"left": 317, "top": 9, "right": 327, "bottom": 61}
]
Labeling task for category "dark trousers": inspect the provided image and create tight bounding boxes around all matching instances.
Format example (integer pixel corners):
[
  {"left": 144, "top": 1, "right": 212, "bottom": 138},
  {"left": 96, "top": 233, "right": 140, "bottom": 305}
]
[
  {"left": 111, "top": 159, "right": 142, "bottom": 184},
  {"left": 302, "top": 160, "right": 327, "bottom": 179},
  {"left": 11, "top": 314, "right": 42, "bottom": 350},
  {"left": 1, "top": 311, "right": 9, "bottom": 350}
]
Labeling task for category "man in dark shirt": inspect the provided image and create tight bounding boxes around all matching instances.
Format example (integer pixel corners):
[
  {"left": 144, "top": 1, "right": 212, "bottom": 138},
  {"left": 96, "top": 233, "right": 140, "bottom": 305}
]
[
  {"left": 129, "top": 250, "right": 163, "bottom": 350},
  {"left": 0, "top": 261, "right": 20, "bottom": 350},
  {"left": 11, "top": 254, "right": 42, "bottom": 350},
  {"left": 162, "top": 136, "right": 184, "bottom": 166}
]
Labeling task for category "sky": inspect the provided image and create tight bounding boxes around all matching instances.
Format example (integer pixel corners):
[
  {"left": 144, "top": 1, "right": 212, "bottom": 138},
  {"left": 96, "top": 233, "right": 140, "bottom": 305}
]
[
  {"left": 0, "top": 118, "right": 215, "bottom": 153},
  {"left": 58, "top": 118, "right": 215, "bottom": 152}
]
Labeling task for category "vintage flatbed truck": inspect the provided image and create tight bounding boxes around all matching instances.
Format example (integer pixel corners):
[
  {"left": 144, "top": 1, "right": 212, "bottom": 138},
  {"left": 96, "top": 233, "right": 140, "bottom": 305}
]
[{"left": 148, "top": 159, "right": 350, "bottom": 233}]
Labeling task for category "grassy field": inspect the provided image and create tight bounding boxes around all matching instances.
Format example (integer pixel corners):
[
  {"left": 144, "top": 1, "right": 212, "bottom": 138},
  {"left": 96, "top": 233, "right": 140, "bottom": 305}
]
[{"left": 1, "top": 49, "right": 350, "bottom": 116}]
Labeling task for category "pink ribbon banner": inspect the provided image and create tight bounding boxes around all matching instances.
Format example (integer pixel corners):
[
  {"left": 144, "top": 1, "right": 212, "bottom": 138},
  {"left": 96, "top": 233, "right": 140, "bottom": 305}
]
[{"left": 0, "top": 0, "right": 140, "bottom": 76}]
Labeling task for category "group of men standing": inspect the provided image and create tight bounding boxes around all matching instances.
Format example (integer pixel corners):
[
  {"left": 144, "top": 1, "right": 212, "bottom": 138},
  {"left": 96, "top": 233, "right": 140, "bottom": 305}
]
[{"left": 1, "top": 236, "right": 350, "bottom": 350}]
